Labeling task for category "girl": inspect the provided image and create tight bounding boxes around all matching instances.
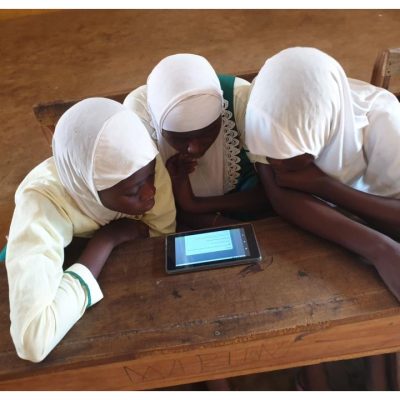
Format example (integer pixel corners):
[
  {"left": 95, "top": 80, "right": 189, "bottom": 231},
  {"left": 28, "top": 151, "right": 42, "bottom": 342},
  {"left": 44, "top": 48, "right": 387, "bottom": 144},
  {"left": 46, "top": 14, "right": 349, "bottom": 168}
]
[
  {"left": 245, "top": 46, "right": 400, "bottom": 390},
  {"left": 6, "top": 98, "right": 176, "bottom": 362},
  {"left": 124, "top": 53, "right": 271, "bottom": 229}
]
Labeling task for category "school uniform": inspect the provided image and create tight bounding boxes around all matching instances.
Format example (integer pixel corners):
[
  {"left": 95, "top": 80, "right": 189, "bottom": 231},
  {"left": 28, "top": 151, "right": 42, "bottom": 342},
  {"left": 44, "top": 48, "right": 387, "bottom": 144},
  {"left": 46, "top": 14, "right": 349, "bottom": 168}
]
[
  {"left": 6, "top": 98, "right": 176, "bottom": 362},
  {"left": 245, "top": 46, "right": 400, "bottom": 198},
  {"left": 124, "top": 54, "right": 258, "bottom": 198}
]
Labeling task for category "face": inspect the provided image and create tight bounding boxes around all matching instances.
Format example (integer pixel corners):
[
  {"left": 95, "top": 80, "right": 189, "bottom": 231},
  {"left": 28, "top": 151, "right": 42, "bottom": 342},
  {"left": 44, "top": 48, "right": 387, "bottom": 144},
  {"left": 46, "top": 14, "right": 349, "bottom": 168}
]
[
  {"left": 98, "top": 159, "right": 156, "bottom": 215},
  {"left": 266, "top": 153, "right": 315, "bottom": 172},
  {"left": 161, "top": 116, "right": 222, "bottom": 159}
]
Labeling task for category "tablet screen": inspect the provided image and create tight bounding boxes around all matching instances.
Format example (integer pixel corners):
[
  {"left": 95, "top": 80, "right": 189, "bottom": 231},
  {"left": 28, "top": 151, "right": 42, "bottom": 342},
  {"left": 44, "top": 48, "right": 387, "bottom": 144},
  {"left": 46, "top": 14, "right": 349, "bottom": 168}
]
[
  {"left": 165, "top": 223, "right": 261, "bottom": 273},
  {"left": 175, "top": 227, "right": 249, "bottom": 267}
]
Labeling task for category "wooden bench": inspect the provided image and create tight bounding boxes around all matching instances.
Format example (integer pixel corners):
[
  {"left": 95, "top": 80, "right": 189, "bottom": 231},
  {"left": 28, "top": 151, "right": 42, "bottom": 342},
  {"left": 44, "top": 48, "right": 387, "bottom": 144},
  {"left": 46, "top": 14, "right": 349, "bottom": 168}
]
[
  {"left": 32, "top": 71, "right": 258, "bottom": 144},
  {"left": 1, "top": 217, "right": 400, "bottom": 390},
  {"left": 370, "top": 48, "right": 400, "bottom": 97},
  {"left": 32, "top": 48, "right": 400, "bottom": 145}
]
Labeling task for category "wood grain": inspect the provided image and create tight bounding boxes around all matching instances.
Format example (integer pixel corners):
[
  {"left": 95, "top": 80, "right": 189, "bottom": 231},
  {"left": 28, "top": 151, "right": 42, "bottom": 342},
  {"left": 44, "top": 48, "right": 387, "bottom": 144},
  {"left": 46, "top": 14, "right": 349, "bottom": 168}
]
[{"left": 1, "top": 217, "right": 399, "bottom": 389}]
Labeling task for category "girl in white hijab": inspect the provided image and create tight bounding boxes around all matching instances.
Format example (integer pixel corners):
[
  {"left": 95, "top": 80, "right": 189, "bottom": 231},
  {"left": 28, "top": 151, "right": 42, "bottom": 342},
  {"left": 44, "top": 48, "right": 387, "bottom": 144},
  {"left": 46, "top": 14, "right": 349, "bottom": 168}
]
[
  {"left": 6, "top": 98, "right": 176, "bottom": 363},
  {"left": 245, "top": 47, "right": 400, "bottom": 389},
  {"left": 124, "top": 53, "right": 271, "bottom": 228}
]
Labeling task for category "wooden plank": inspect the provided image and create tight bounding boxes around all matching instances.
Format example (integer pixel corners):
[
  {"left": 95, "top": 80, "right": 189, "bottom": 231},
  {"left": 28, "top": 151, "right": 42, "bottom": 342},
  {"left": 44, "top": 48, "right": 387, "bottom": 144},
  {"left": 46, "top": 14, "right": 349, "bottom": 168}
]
[
  {"left": 385, "top": 48, "right": 400, "bottom": 76},
  {"left": 32, "top": 90, "right": 129, "bottom": 133},
  {"left": 1, "top": 217, "right": 399, "bottom": 389},
  {"left": 0, "top": 314, "right": 400, "bottom": 390},
  {"left": 370, "top": 49, "right": 389, "bottom": 88},
  {"left": 0, "top": 10, "right": 58, "bottom": 20},
  {"left": 370, "top": 48, "right": 400, "bottom": 94},
  {"left": 32, "top": 51, "right": 400, "bottom": 146}
]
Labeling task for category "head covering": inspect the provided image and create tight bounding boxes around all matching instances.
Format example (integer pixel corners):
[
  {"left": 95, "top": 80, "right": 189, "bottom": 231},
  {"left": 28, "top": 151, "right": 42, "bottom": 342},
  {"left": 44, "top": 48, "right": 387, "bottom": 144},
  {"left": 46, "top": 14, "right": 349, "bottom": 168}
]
[
  {"left": 146, "top": 53, "right": 227, "bottom": 196},
  {"left": 52, "top": 97, "right": 158, "bottom": 225},
  {"left": 147, "top": 53, "right": 223, "bottom": 133},
  {"left": 245, "top": 47, "right": 365, "bottom": 183}
]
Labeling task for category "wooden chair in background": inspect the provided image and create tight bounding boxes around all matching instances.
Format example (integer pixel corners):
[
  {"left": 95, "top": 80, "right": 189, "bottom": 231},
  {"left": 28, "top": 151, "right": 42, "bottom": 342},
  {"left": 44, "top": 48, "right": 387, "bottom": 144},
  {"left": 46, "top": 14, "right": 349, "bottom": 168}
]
[{"left": 370, "top": 47, "right": 400, "bottom": 98}]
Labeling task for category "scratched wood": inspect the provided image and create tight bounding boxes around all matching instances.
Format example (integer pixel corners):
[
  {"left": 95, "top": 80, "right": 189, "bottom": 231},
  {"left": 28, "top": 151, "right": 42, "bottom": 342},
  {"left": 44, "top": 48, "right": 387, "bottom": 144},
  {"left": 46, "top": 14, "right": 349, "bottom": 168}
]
[
  {"left": 1, "top": 217, "right": 400, "bottom": 390},
  {"left": 32, "top": 71, "right": 258, "bottom": 144}
]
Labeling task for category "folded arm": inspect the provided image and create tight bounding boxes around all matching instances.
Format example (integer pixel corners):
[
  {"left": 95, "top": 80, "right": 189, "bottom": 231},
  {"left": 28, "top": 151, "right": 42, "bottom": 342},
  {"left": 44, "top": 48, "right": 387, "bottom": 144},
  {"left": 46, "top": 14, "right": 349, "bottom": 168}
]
[
  {"left": 272, "top": 162, "right": 400, "bottom": 236},
  {"left": 166, "top": 153, "right": 270, "bottom": 215},
  {"left": 256, "top": 162, "right": 400, "bottom": 302}
]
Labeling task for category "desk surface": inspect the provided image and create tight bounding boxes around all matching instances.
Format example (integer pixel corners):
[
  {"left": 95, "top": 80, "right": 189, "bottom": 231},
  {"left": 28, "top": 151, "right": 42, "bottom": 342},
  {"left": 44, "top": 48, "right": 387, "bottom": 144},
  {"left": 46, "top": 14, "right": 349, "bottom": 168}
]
[{"left": 1, "top": 217, "right": 400, "bottom": 390}]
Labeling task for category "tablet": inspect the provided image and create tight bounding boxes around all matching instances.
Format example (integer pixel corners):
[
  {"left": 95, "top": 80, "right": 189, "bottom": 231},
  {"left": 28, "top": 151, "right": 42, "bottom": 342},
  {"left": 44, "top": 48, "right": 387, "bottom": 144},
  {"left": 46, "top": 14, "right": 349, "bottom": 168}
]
[{"left": 165, "top": 223, "right": 262, "bottom": 274}]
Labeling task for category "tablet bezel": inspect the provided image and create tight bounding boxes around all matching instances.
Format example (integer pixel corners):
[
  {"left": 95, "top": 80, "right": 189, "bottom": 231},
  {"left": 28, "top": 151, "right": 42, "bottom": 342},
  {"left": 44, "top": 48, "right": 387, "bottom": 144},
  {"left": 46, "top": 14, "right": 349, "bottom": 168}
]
[{"left": 165, "top": 223, "right": 262, "bottom": 274}]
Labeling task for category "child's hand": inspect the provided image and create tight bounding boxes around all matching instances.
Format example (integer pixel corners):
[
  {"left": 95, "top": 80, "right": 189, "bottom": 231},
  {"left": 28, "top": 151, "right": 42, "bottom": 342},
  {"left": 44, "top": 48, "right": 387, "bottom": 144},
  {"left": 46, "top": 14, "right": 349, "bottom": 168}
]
[
  {"left": 78, "top": 219, "right": 149, "bottom": 278},
  {"left": 166, "top": 155, "right": 196, "bottom": 209},
  {"left": 166, "top": 153, "right": 197, "bottom": 178},
  {"left": 97, "top": 218, "right": 149, "bottom": 247}
]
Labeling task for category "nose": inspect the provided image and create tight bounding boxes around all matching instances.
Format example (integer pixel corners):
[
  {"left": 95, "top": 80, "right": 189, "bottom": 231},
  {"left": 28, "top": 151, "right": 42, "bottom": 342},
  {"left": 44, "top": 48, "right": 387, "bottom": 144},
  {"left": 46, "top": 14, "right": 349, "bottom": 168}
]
[
  {"left": 187, "top": 139, "right": 201, "bottom": 155},
  {"left": 140, "top": 181, "right": 156, "bottom": 202}
]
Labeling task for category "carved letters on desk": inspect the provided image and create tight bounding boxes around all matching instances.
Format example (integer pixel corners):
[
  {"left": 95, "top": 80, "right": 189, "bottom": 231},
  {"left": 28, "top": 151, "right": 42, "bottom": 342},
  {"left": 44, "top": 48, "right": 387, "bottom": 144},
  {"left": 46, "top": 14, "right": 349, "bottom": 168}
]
[{"left": 123, "top": 340, "right": 292, "bottom": 385}]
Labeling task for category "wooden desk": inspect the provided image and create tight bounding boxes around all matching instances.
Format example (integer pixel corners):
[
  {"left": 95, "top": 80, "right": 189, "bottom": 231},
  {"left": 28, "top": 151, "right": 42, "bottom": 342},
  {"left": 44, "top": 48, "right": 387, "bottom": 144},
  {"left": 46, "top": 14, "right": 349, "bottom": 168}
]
[{"left": 1, "top": 217, "right": 400, "bottom": 390}]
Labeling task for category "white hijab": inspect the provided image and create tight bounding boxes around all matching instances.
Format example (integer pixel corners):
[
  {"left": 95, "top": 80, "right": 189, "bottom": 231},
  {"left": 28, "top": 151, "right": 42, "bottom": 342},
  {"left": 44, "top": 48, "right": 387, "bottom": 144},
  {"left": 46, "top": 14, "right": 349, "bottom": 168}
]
[
  {"left": 146, "top": 53, "right": 227, "bottom": 196},
  {"left": 245, "top": 47, "right": 366, "bottom": 184},
  {"left": 52, "top": 98, "right": 158, "bottom": 226}
]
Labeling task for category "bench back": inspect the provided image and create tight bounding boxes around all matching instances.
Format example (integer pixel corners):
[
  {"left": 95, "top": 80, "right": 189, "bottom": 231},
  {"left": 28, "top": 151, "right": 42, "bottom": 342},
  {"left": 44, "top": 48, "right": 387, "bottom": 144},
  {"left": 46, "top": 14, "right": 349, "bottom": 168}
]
[
  {"left": 370, "top": 48, "right": 400, "bottom": 95},
  {"left": 33, "top": 48, "right": 400, "bottom": 144},
  {"left": 33, "top": 72, "right": 257, "bottom": 144}
]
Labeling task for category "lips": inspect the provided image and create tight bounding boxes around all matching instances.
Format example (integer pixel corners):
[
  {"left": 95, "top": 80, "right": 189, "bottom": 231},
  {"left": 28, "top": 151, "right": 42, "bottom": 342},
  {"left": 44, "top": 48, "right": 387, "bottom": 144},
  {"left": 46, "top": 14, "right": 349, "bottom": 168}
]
[{"left": 184, "top": 153, "right": 204, "bottom": 160}]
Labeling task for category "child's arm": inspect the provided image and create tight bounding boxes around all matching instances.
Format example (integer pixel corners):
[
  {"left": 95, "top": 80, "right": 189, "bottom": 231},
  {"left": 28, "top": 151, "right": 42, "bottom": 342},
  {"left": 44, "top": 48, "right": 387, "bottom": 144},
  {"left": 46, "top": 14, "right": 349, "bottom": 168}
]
[
  {"left": 77, "top": 218, "right": 148, "bottom": 278},
  {"left": 256, "top": 162, "right": 400, "bottom": 302},
  {"left": 6, "top": 191, "right": 146, "bottom": 363},
  {"left": 271, "top": 162, "right": 400, "bottom": 236},
  {"left": 166, "top": 154, "right": 271, "bottom": 215},
  {"left": 175, "top": 180, "right": 269, "bottom": 215}
]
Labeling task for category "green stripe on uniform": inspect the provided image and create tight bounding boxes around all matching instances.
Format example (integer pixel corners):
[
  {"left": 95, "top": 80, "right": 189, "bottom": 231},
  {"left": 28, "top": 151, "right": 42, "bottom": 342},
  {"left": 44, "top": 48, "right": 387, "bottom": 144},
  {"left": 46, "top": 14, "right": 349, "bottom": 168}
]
[
  {"left": 0, "top": 245, "right": 6, "bottom": 263},
  {"left": 64, "top": 270, "right": 92, "bottom": 308}
]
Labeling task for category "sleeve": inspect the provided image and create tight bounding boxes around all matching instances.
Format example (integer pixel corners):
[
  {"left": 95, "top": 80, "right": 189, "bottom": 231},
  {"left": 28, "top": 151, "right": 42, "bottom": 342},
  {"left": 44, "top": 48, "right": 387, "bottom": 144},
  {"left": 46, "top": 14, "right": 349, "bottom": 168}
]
[
  {"left": 123, "top": 85, "right": 155, "bottom": 138},
  {"left": 362, "top": 89, "right": 400, "bottom": 197},
  {"left": 246, "top": 153, "right": 270, "bottom": 165},
  {"left": 6, "top": 189, "right": 103, "bottom": 362},
  {"left": 140, "top": 155, "right": 176, "bottom": 237}
]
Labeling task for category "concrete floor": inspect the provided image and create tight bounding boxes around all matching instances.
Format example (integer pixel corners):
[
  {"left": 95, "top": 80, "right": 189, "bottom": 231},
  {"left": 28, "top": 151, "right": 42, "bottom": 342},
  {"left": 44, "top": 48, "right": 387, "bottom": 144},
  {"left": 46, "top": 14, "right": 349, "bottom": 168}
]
[{"left": 1, "top": 9, "right": 400, "bottom": 390}]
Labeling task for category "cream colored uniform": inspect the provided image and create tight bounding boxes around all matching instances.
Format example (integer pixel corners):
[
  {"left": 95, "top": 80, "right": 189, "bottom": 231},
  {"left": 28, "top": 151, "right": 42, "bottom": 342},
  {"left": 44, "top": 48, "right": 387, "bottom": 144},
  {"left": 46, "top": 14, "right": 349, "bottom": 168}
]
[
  {"left": 6, "top": 154, "right": 175, "bottom": 362},
  {"left": 124, "top": 78, "right": 251, "bottom": 196}
]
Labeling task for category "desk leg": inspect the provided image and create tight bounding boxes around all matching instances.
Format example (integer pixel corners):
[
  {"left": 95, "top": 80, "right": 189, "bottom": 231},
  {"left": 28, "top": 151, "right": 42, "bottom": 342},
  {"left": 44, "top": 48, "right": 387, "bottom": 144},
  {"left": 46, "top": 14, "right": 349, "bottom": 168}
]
[
  {"left": 366, "top": 354, "right": 388, "bottom": 390},
  {"left": 205, "top": 378, "right": 231, "bottom": 391},
  {"left": 388, "top": 352, "right": 400, "bottom": 390},
  {"left": 301, "top": 364, "right": 330, "bottom": 390}
]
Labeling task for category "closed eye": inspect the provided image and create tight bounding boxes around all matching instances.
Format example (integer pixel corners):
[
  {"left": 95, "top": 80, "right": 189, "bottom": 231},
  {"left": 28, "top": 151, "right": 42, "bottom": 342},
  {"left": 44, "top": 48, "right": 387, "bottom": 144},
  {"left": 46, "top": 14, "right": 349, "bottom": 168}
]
[{"left": 124, "top": 188, "right": 140, "bottom": 197}]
